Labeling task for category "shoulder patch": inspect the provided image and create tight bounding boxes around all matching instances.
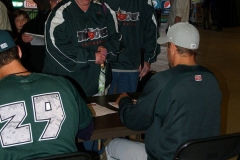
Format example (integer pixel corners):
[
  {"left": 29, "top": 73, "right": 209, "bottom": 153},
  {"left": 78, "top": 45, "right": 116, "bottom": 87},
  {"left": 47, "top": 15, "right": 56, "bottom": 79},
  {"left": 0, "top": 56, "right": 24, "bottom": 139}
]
[{"left": 195, "top": 75, "right": 202, "bottom": 81}]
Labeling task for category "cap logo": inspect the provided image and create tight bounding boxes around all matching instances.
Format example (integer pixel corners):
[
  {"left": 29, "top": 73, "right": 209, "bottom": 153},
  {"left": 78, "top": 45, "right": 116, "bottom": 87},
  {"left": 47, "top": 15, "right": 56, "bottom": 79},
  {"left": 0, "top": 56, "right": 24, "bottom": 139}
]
[
  {"left": 0, "top": 43, "right": 8, "bottom": 50},
  {"left": 190, "top": 44, "right": 197, "bottom": 49}
]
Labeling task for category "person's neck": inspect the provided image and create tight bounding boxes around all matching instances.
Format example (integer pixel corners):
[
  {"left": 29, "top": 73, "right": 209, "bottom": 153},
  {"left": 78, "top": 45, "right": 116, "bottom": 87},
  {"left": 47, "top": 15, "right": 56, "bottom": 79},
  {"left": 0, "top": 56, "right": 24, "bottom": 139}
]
[
  {"left": 0, "top": 60, "right": 31, "bottom": 79},
  {"left": 173, "top": 56, "right": 197, "bottom": 67},
  {"left": 75, "top": 0, "right": 90, "bottom": 12}
]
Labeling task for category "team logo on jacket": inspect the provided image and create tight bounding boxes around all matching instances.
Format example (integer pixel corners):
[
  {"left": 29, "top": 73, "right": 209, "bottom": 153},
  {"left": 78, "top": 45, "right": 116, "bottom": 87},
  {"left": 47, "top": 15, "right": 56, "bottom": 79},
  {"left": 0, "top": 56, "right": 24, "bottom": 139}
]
[
  {"left": 116, "top": 8, "right": 139, "bottom": 21},
  {"left": 77, "top": 27, "right": 108, "bottom": 42}
]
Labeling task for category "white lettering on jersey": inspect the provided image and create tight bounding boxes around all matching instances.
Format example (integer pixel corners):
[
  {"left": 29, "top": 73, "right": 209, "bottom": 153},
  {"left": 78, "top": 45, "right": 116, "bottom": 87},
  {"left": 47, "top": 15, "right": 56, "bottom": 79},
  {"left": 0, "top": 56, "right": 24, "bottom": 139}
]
[
  {"left": 0, "top": 92, "right": 66, "bottom": 147},
  {"left": 0, "top": 101, "right": 32, "bottom": 148},
  {"left": 32, "top": 92, "right": 66, "bottom": 141}
]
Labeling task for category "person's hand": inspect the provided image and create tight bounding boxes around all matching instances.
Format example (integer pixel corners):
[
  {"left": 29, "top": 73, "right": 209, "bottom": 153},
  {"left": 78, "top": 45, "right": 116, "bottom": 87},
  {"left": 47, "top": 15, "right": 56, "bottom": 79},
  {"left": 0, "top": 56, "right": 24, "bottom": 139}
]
[
  {"left": 22, "top": 33, "right": 33, "bottom": 43},
  {"left": 95, "top": 46, "right": 107, "bottom": 65},
  {"left": 95, "top": 52, "right": 106, "bottom": 64},
  {"left": 116, "top": 92, "right": 130, "bottom": 105},
  {"left": 98, "top": 46, "right": 107, "bottom": 56},
  {"left": 138, "top": 62, "right": 150, "bottom": 78}
]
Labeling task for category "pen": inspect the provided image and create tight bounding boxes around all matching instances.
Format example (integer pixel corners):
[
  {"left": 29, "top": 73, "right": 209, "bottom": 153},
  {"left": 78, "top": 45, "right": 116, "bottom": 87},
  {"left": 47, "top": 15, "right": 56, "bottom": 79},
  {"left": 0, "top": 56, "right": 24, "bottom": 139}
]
[
  {"left": 98, "top": 139, "right": 101, "bottom": 150},
  {"left": 140, "top": 48, "right": 144, "bottom": 81}
]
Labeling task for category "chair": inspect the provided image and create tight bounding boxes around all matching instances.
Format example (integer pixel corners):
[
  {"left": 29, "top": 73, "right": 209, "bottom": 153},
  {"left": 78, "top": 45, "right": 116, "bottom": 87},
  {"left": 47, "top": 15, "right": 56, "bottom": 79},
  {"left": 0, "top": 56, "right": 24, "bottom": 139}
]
[
  {"left": 173, "top": 132, "right": 240, "bottom": 160},
  {"left": 33, "top": 151, "right": 92, "bottom": 160}
]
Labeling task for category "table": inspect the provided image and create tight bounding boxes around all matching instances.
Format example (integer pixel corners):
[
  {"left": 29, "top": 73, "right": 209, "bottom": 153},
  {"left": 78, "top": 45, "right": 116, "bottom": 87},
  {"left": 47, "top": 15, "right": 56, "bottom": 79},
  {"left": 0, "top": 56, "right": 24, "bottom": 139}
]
[{"left": 81, "top": 92, "right": 144, "bottom": 141}]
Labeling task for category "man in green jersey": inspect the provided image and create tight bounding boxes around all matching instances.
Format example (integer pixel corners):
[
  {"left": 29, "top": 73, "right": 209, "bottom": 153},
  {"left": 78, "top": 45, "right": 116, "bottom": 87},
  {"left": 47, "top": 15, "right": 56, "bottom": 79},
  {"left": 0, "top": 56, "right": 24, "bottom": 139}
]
[
  {"left": 105, "top": 22, "right": 222, "bottom": 160},
  {"left": 0, "top": 30, "right": 93, "bottom": 160}
]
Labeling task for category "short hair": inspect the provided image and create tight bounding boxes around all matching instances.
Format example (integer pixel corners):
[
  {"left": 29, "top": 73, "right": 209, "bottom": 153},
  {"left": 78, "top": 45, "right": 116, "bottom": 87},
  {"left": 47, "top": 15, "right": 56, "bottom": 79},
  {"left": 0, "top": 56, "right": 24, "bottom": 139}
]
[
  {"left": 168, "top": 42, "right": 198, "bottom": 56},
  {"left": 0, "top": 46, "right": 20, "bottom": 67},
  {"left": 175, "top": 45, "right": 198, "bottom": 56},
  {"left": 12, "top": 10, "right": 30, "bottom": 21}
]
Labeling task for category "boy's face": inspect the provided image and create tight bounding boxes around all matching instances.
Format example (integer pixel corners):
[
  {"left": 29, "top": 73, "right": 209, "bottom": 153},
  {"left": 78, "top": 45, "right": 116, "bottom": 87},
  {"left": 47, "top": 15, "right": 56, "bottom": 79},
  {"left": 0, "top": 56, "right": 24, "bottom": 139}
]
[{"left": 14, "top": 15, "right": 28, "bottom": 32}]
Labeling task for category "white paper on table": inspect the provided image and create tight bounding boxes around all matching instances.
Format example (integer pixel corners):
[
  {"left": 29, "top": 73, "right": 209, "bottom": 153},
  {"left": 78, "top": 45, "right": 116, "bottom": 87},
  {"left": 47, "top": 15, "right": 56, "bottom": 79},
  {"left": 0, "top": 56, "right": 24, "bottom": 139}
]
[
  {"left": 87, "top": 103, "right": 116, "bottom": 117},
  {"left": 108, "top": 99, "right": 137, "bottom": 109},
  {"left": 25, "top": 32, "right": 44, "bottom": 46}
]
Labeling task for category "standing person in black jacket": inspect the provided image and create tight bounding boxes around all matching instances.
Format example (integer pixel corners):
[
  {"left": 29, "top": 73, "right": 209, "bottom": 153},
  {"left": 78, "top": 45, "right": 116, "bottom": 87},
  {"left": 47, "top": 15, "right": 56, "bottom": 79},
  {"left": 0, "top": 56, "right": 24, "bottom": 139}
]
[
  {"left": 19, "top": 0, "right": 61, "bottom": 72},
  {"left": 102, "top": 0, "right": 160, "bottom": 94},
  {"left": 33, "top": 0, "right": 50, "bottom": 14},
  {"left": 44, "top": 0, "right": 123, "bottom": 157},
  {"left": 44, "top": 0, "right": 123, "bottom": 97}
]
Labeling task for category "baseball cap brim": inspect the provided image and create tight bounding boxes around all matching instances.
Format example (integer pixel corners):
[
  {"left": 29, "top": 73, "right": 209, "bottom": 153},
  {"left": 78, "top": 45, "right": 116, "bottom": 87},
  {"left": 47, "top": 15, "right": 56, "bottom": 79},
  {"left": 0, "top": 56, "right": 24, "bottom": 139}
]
[{"left": 157, "top": 36, "right": 168, "bottom": 45}]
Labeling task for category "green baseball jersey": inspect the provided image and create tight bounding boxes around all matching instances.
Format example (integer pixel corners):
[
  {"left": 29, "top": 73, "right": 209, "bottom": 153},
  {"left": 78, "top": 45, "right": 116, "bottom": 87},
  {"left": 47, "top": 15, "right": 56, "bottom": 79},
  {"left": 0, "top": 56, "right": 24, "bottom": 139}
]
[
  {"left": 119, "top": 65, "right": 222, "bottom": 160},
  {"left": 0, "top": 73, "right": 92, "bottom": 160}
]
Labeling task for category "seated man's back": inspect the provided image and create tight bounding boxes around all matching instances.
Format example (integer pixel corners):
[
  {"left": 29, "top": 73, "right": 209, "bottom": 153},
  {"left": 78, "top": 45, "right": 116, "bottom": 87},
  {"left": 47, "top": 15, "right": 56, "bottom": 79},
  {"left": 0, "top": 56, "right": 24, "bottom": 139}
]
[
  {"left": 144, "top": 65, "right": 221, "bottom": 159},
  {"left": 106, "top": 22, "right": 222, "bottom": 160},
  {"left": 0, "top": 30, "right": 93, "bottom": 160}
]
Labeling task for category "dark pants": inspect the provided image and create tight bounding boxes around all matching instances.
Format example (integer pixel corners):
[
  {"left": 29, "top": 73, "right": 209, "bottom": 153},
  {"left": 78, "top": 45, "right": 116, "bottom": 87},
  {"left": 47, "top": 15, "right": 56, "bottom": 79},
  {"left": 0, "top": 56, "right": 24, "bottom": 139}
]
[{"left": 155, "top": 8, "right": 161, "bottom": 25}]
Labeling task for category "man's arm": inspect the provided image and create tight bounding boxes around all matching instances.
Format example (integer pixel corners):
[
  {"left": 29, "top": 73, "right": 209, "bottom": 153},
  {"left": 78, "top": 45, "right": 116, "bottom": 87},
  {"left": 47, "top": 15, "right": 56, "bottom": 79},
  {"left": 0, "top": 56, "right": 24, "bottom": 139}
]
[
  {"left": 45, "top": 9, "right": 98, "bottom": 72},
  {"left": 175, "top": 0, "right": 189, "bottom": 23},
  {"left": 59, "top": 77, "right": 94, "bottom": 140},
  {"left": 117, "top": 75, "right": 163, "bottom": 131},
  {"left": 140, "top": 1, "right": 160, "bottom": 76},
  {"left": 69, "top": 79, "right": 94, "bottom": 140},
  {"left": 77, "top": 120, "right": 94, "bottom": 140},
  {"left": 175, "top": 16, "right": 182, "bottom": 23},
  {"left": 102, "top": 3, "right": 124, "bottom": 63}
]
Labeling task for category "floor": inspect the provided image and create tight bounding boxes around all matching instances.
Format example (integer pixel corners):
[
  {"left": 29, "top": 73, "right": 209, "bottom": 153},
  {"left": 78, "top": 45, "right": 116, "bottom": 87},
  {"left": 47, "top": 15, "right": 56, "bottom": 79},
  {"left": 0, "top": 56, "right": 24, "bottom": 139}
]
[{"left": 101, "top": 23, "right": 240, "bottom": 160}]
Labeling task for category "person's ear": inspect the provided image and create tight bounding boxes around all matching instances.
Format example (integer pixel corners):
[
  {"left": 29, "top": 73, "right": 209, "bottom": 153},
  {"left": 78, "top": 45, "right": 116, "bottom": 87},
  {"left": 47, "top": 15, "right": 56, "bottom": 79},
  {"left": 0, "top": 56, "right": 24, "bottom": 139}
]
[
  {"left": 17, "top": 46, "right": 22, "bottom": 58},
  {"left": 171, "top": 43, "right": 178, "bottom": 53}
]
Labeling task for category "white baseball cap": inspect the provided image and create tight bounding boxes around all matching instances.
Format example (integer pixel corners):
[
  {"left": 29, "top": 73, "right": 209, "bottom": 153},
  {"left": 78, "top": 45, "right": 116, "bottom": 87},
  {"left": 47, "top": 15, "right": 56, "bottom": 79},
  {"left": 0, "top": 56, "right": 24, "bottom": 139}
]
[{"left": 157, "top": 22, "right": 200, "bottom": 49}]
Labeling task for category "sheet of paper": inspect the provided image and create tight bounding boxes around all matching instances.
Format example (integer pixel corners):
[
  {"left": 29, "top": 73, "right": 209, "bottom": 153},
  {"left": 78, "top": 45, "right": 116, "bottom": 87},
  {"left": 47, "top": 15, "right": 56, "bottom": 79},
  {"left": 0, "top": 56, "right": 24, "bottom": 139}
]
[
  {"left": 25, "top": 32, "right": 44, "bottom": 46},
  {"left": 88, "top": 103, "right": 116, "bottom": 117},
  {"left": 108, "top": 99, "right": 137, "bottom": 109}
]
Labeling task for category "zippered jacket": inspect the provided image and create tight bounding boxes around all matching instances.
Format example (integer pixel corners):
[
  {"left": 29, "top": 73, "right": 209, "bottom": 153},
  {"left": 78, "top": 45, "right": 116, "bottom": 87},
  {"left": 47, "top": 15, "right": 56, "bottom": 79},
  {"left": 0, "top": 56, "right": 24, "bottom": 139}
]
[
  {"left": 44, "top": 0, "right": 123, "bottom": 97},
  {"left": 103, "top": 0, "right": 160, "bottom": 70}
]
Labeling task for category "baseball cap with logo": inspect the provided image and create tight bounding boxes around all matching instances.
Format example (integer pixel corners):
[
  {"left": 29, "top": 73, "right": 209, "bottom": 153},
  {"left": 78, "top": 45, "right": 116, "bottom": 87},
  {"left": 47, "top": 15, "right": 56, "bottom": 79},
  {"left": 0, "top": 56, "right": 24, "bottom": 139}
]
[
  {"left": 157, "top": 22, "right": 200, "bottom": 49},
  {"left": 0, "top": 30, "right": 16, "bottom": 53}
]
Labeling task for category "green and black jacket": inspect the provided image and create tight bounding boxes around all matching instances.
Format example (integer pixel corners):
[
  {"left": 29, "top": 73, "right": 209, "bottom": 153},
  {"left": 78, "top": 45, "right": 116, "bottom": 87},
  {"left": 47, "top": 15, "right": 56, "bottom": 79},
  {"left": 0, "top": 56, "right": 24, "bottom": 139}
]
[
  {"left": 44, "top": 0, "right": 123, "bottom": 97},
  {"left": 103, "top": 0, "right": 160, "bottom": 70}
]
